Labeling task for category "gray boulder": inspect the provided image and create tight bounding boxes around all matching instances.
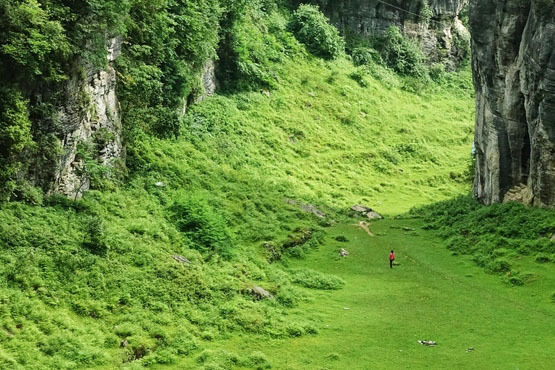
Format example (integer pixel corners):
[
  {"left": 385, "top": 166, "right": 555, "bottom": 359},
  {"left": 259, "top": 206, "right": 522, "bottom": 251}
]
[
  {"left": 250, "top": 286, "right": 272, "bottom": 300},
  {"left": 350, "top": 205, "right": 383, "bottom": 220}
]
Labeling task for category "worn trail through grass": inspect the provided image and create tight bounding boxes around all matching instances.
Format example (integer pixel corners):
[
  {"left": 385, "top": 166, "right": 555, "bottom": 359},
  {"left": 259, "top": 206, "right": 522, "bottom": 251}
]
[{"left": 182, "top": 218, "right": 555, "bottom": 369}]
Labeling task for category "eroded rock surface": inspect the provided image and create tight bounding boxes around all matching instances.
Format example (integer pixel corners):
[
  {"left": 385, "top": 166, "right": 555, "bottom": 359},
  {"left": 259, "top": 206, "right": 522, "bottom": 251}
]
[
  {"left": 53, "top": 37, "right": 123, "bottom": 198},
  {"left": 470, "top": 0, "right": 555, "bottom": 207},
  {"left": 299, "top": 0, "right": 470, "bottom": 68}
]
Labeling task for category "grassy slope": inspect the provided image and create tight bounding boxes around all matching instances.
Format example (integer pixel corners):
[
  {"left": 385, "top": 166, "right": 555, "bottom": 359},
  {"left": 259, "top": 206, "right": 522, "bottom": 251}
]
[
  {"left": 2, "top": 53, "right": 551, "bottom": 369},
  {"left": 175, "top": 57, "right": 475, "bottom": 216},
  {"left": 188, "top": 219, "right": 555, "bottom": 369}
]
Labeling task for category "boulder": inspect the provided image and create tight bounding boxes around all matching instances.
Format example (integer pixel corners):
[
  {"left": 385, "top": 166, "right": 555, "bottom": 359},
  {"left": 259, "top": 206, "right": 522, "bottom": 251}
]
[
  {"left": 250, "top": 286, "right": 272, "bottom": 300},
  {"left": 350, "top": 205, "right": 383, "bottom": 219}
]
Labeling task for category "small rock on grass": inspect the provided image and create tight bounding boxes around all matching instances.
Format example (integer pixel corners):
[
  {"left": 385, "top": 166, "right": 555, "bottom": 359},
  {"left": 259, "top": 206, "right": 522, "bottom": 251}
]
[
  {"left": 350, "top": 205, "right": 383, "bottom": 220},
  {"left": 250, "top": 286, "right": 272, "bottom": 300},
  {"left": 418, "top": 340, "right": 437, "bottom": 346},
  {"left": 339, "top": 248, "right": 349, "bottom": 257},
  {"left": 172, "top": 255, "right": 191, "bottom": 264}
]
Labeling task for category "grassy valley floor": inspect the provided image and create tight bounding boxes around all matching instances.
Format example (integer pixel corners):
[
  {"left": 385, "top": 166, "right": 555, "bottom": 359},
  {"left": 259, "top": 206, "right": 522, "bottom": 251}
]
[{"left": 179, "top": 218, "right": 555, "bottom": 369}]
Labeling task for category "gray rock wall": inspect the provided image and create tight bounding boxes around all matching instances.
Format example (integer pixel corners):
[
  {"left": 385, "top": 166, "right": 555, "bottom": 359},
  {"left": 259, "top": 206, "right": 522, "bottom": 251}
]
[
  {"left": 53, "top": 37, "right": 124, "bottom": 198},
  {"left": 300, "top": 0, "right": 469, "bottom": 68},
  {"left": 470, "top": 0, "right": 555, "bottom": 207}
]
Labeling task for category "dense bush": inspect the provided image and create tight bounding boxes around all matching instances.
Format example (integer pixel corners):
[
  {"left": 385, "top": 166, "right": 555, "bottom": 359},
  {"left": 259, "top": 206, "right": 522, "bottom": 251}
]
[
  {"left": 352, "top": 47, "right": 382, "bottom": 66},
  {"left": 170, "top": 193, "right": 235, "bottom": 259},
  {"left": 217, "top": 5, "right": 301, "bottom": 91},
  {"left": 82, "top": 215, "right": 108, "bottom": 256},
  {"left": 291, "top": 268, "right": 345, "bottom": 290},
  {"left": 289, "top": 4, "right": 344, "bottom": 60},
  {"left": 0, "top": 88, "right": 34, "bottom": 199},
  {"left": 380, "top": 26, "right": 426, "bottom": 77}
]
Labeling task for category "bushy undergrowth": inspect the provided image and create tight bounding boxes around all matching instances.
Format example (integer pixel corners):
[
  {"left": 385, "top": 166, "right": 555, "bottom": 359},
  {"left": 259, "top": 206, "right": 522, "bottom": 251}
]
[
  {"left": 291, "top": 269, "right": 345, "bottom": 290},
  {"left": 289, "top": 4, "right": 345, "bottom": 60},
  {"left": 411, "top": 196, "right": 555, "bottom": 280}
]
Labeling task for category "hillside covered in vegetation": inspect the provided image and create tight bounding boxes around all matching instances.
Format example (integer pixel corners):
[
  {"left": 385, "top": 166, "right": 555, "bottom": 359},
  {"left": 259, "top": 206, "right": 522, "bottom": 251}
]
[{"left": 0, "top": 1, "right": 553, "bottom": 369}]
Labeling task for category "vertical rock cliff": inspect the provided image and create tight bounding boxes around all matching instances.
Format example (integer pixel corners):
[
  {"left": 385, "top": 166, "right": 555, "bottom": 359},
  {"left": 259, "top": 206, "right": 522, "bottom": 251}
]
[
  {"left": 53, "top": 37, "right": 124, "bottom": 198},
  {"left": 470, "top": 0, "right": 555, "bottom": 207},
  {"left": 299, "top": 0, "right": 470, "bottom": 68}
]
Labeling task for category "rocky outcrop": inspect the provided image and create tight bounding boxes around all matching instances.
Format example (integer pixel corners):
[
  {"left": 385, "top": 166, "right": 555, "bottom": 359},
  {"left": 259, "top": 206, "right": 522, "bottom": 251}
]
[
  {"left": 299, "top": 0, "right": 470, "bottom": 68},
  {"left": 53, "top": 37, "right": 124, "bottom": 198},
  {"left": 470, "top": 0, "right": 555, "bottom": 207}
]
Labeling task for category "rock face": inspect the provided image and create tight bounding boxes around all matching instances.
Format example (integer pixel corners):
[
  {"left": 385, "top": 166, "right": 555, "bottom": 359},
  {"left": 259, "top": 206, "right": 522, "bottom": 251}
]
[
  {"left": 470, "top": 0, "right": 555, "bottom": 207},
  {"left": 53, "top": 37, "right": 123, "bottom": 198},
  {"left": 300, "top": 0, "right": 470, "bottom": 68}
]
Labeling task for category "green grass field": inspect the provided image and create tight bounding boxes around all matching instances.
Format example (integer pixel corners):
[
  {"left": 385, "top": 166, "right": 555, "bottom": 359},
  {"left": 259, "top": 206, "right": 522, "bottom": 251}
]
[{"left": 181, "top": 219, "right": 554, "bottom": 369}]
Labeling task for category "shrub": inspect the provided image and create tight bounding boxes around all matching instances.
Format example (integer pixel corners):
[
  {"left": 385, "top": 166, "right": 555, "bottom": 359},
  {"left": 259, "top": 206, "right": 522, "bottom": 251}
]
[
  {"left": 170, "top": 193, "right": 234, "bottom": 259},
  {"left": 487, "top": 258, "right": 511, "bottom": 273},
  {"left": 289, "top": 5, "right": 345, "bottom": 60},
  {"left": 352, "top": 47, "right": 382, "bottom": 66},
  {"left": 429, "top": 63, "right": 447, "bottom": 82},
  {"left": 82, "top": 215, "right": 108, "bottom": 256},
  {"left": 349, "top": 68, "right": 370, "bottom": 87},
  {"left": 0, "top": 88, "right": 34, "bottom": 199},
  {"left": 291, "top": 269, "right": 345, "bottom": 290},
  {"left": 535, "top": 253, "right": 552, "bottom": 263},
  {"left": 380, "top": 26, "right": 426, "bottom": 77}
]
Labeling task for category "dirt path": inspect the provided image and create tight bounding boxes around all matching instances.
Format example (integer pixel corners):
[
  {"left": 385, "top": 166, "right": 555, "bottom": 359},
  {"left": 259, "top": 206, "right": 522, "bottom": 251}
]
[{"left": 354, "top": 221, "right": 374, "bottom": 236}]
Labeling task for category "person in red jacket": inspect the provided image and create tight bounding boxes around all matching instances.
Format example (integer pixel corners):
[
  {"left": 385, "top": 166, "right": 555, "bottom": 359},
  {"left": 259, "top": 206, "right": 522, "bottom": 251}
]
[{"left": 389, "top": 250, "right": 395, "bottom": 269}]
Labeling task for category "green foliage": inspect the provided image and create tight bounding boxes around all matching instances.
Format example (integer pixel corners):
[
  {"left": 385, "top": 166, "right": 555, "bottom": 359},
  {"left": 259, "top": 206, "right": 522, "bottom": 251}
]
[
  {"left": 349, "top": 68, "right": 369, "bottom": 87},
  {"left": 289, "top": 4, "right": 344, "bottom": 60},
  {"left": 352, "top": 47, "right": 382, "bottom": 66},
  {"left": 117, "top": 0, "right": 223, "bottom": 138},
  {"left": 380, "top": 26, "right": 427, "bottom": 77},
  {"left": 0, "top": 87, "right": 34, "bottom": 199},
  {"left": 412, "top": 195, "right": 555, "bottom": 276},
  {"left": 0, "top": 0, "right": 71, "bottom": 83},
  {"left": 418, "top": 0, "right": 433, "bottom": 25},
  {"left": 82, "top": 215, "right": 108, "bottom": 256},
  {"left": 0, "top": 28, "right": 478, "bottom": 367},
  {"left": 291, "top": 268, "right": 345, "bottom": 290},
  {"left": 217, "top": 4, "right": 301, "bottom": 91},
  {"left": 170, "top": 193, "right": 235, "bottom": 259}
]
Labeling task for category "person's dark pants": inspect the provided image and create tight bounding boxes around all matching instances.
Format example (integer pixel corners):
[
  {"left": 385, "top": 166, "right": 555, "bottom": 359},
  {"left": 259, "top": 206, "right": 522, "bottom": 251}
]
[{"left": 390, "top": 259, "right": 393, "bottom": 268}]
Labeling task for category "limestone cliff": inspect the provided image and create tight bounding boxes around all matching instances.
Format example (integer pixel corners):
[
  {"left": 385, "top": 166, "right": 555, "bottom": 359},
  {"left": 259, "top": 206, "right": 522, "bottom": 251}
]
[
  {"left": 470, "top": 0, "right": 555, "bottom": 207},
  {"left": 53, "top": 37, "right": 123, "bottom": 198},
  {"left": 298, "top": 0, "right": 470, "bottom": 68}
]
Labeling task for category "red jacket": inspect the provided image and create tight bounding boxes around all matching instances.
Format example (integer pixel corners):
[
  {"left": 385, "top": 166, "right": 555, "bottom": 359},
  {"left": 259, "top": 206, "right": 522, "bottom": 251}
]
[{"left": 389, "top": 252, "right": 395, "bottom": 261}]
